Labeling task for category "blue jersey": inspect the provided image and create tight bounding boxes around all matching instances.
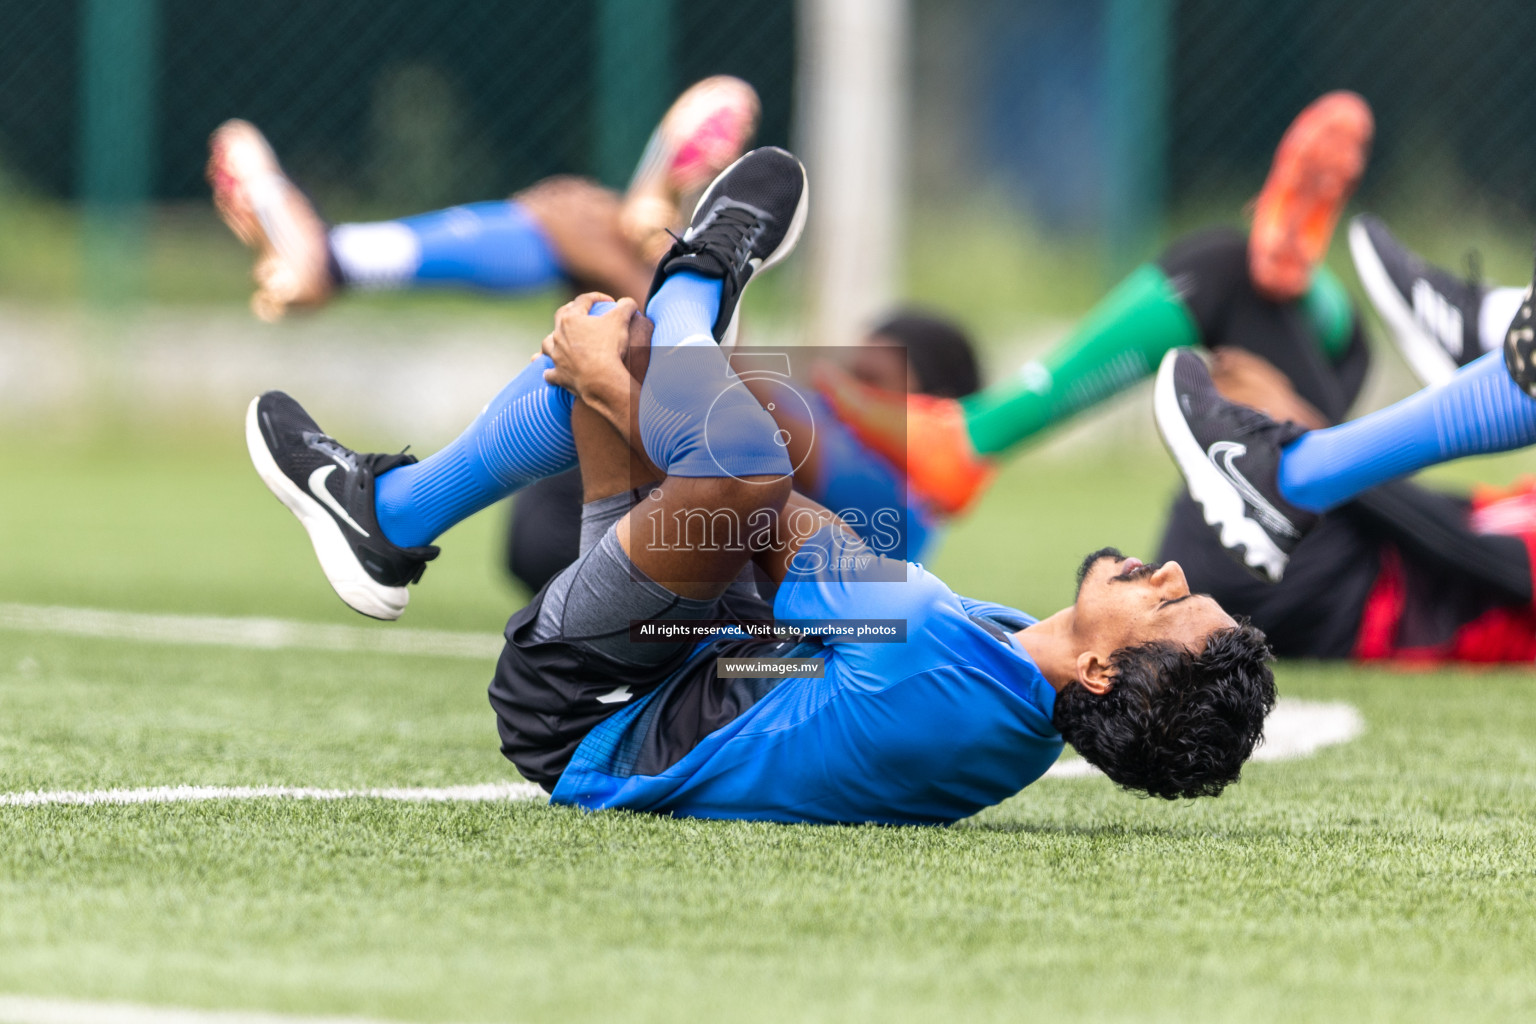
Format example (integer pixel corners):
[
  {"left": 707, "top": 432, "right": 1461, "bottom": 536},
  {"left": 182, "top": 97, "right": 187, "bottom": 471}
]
[
  {"left": 551, "top": 527, "right": 1063, "bottom": 826},
  {"left": 801, "top": 394, "right": 942, "bottom": 563}
]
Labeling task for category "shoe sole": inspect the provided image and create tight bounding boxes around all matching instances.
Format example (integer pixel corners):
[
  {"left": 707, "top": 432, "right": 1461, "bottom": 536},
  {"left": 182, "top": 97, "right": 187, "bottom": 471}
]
[
  {"left": 1250, "top": 92, "right": 1372, "bottom": 298},
  {"left": 1153, "top": 352, "right": 1289, "bottom": 583},
  {"left": 208, "top": 122, "right": 276, "bottom": 251},
  {"left": 628, "top": 77, "right": 760, "bottom": 202},
  {"left": 1348, "top": 219, "right": 1458, "bottom": 387},
  {"left": 1504, "top": 288, "right": 1536, "bottom": 398},
  {"left": 687, "top": 148, "right": 810, "bottom": 348},
  {"left": 208, "top": 121, "right": 330, "bottom": 322},
  {"left": 244, "top": 397, "right": 408, "bottom": 620}
]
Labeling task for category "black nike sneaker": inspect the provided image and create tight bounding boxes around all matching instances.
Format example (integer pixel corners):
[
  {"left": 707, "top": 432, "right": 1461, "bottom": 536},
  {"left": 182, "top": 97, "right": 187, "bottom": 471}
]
[
  {"left": 645, "top": 145, "right": 809, "bottom": 347},
  {"left": 1349, "top": 214, "right": 1485, "bottom": 386},
  {"left": 1153, "top": 350, "right": 1317, "bottom": 583},
  {"left": 245, "top": 391, "right": 438, "bottom": 620},
  {"left": 1503, "top": 274, "right": 1536, "bottom": 398}
]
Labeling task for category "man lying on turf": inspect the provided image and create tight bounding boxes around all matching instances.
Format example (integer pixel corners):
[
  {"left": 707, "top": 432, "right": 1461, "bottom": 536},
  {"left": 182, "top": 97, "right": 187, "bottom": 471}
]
[
  {"left": 1155, "top": 246, "right": 1536, "bottom": 614},
  {"left": 207, "top": 75, "right": 760, "bottom": 319},
  {"left": 246, "top": 147, "right": 1275, "bottom": 824},
  {"left": 1145, "top": 215, "right": 1536, "bottom": 664}
]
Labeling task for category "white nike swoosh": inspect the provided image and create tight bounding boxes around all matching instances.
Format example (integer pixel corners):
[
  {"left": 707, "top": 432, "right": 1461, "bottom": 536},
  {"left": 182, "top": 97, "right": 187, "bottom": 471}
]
[
  {"left": 595, "top": 685, "right": 633, "bottom": 704},
  {"left": 1208, "top": 441, "right": 1300, "bottom": 539},
  {"left": 308, "top": 465, "right": 371, "bottom": 538}
]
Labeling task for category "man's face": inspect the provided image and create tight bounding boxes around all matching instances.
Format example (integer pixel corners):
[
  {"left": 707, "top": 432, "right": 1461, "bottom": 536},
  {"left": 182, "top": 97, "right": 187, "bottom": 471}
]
[
  {"left": 847, "top": 334, "right": 917, "bottom": 393},
  {"left": 1072, "top": 547, "right": 1235, "bottom": 655}
]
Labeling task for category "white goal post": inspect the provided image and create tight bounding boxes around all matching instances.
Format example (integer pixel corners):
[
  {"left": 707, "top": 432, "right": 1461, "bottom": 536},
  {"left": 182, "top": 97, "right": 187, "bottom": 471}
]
[{"left": 796, "top": 0, "right": 910, "bottom": 346}]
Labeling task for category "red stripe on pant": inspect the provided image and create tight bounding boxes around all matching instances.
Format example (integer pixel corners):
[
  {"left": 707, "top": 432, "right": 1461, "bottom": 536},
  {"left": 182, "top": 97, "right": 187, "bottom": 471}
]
[{"left": 1353, "top": 535, "right": 1536, "bottom": 664}]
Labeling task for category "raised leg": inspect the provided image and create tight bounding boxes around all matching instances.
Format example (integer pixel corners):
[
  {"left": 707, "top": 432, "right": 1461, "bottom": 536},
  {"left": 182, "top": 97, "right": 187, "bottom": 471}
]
[{"left": 1278, "top": 351, "right": 1536, "bottom": 513}]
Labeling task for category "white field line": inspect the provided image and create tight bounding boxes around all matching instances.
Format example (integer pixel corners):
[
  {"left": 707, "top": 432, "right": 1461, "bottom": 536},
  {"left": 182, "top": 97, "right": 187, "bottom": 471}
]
[
  {"left": 0, "top": 700, "right": 1361, "bottom": 805},
  {"left": 0, "top": 781, "right": 546, "bottom": 809},
  {"left": 0, "top": 994, "right": 425, "bottom": 1024},
  {"left": 0, "top": 717, "right": 1367, "bottom": 1023},
  {"left": 1044, "top": 698, "right": 1364, "bottom": 779},
  {"left": 0, "top": 603, "right": 501, "bottom": 660}
]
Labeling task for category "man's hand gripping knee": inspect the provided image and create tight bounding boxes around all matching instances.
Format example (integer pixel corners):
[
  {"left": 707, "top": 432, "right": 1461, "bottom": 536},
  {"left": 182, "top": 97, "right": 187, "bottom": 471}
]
[{"left": 540, "top": 292, "right": 794, "bottom": 599}]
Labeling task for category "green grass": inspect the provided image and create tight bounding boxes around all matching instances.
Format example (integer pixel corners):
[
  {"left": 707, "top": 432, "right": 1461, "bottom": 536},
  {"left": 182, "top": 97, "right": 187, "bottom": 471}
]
[
  {"left": 0, "top": 430, "right": 517, "bottom": 633},
  {"left": 4, "top": 435, "right": 1536, "bottom": 1022}
]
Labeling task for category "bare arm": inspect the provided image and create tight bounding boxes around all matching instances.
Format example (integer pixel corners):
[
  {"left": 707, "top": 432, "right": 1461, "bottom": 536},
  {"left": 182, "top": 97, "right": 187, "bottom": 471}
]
[{"left": 751, "top": 489, "right": 862, "bottom": 585}]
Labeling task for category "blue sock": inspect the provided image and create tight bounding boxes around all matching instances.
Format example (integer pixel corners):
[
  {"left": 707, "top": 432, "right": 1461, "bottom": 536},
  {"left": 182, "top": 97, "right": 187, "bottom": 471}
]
[
  {"left": 373, "top": 301, "right": 629, "bottom": 547},
  {"left": 374, "top": 356, "right": 576, "bottom": 547},
  {"left": 637, "top": 273, "right": 791, "bottom": 478},
  {"left": 329, "top": 201, "right": 563, "bottom": 292},
  {"left": 1278, "top": 351, "right": 1536, "bottom": 513},
  {"left": 646, "top": 271, "right": 722, "bottom": 347}
]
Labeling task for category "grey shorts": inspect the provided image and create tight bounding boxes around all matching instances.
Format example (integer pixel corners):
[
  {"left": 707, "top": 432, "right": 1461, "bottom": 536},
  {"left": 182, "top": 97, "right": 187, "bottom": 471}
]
[{"left": 487, "top": 487, "right": 773, "bottom": 789}]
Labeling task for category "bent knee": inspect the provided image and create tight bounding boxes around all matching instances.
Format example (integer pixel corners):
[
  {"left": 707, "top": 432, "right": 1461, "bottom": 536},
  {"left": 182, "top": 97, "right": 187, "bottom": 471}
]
[{"left": 688, "top": 472, "right": 792, "bottom": 520}]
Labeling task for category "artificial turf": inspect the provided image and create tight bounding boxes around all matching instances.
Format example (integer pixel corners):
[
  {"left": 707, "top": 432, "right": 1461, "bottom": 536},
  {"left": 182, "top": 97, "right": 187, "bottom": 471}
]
[{"left": 3, "top": 433, "right": 1536, "bottom": 1023}]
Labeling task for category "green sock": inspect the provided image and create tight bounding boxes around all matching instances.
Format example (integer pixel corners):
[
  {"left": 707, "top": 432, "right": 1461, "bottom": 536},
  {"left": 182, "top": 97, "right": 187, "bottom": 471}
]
[
  {"left": 1301, "top": 265, "right": 1354, "bottom": 361},
  {"left": 961, "top": 263, "right": 1198, "bottom": 456}
]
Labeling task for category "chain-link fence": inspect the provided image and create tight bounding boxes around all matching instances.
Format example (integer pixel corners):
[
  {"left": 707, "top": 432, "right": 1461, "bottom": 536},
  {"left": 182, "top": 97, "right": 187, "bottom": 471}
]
[
  {"left": 1172, "top": 0, "right": 1536, "bottom": 218},
  {"left": 0, "top": 0, "right": 795, "bottom": 214},
  {"left": 5, "top": 0, "right": 1536, "bottom": 294},
  {"left": 907, "top": 0, "right": 1536, "bottom": 263}
]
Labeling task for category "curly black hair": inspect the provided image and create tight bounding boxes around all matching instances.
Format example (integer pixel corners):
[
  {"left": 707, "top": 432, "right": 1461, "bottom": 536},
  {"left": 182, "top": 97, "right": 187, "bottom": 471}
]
[
  {"left": 868, "top": 311, "right": 982, "bottom": 399},
  {"left": 1051, "top": 621, "right": 1276, "bottom": 800}
]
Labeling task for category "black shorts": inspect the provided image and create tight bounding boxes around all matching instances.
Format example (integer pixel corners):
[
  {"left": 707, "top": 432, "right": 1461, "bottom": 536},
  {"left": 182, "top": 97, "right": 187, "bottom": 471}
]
[{"left": 487, "top": 491, "right": 775, "bottom": 791}]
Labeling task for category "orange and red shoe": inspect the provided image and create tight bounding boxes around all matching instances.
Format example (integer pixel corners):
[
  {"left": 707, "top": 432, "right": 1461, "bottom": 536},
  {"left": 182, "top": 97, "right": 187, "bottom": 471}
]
[
  {"left": 207, "top": 119, "right": 333, "bottom": 322},
  {"left": 814, "top": 363, "right": 997, "bottom": 517},
  {"left": 1248, "top": 91, "right": 1374, "bottom": 302},
  {"left": 621, "top": 76, "right": 761, "bottom": 265}
]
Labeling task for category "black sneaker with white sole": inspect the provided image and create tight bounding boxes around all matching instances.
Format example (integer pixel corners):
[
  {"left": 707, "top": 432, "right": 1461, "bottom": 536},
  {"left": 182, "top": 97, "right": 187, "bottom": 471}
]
[
  {"left": 1153, "top": 350, "right": 1318, "bottom": 583},
  {"left": 246, "top": 391, "right": 438, "bottom": 620},
  {"left": 1503, "top": 278, "right": 1536, "bottom": 397},
  {"left": 645, "top": 145, "right": 808, "bottom": 347},
  {"left": 1348, "top": 214, "right": 1484, "bottom": 386}
]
